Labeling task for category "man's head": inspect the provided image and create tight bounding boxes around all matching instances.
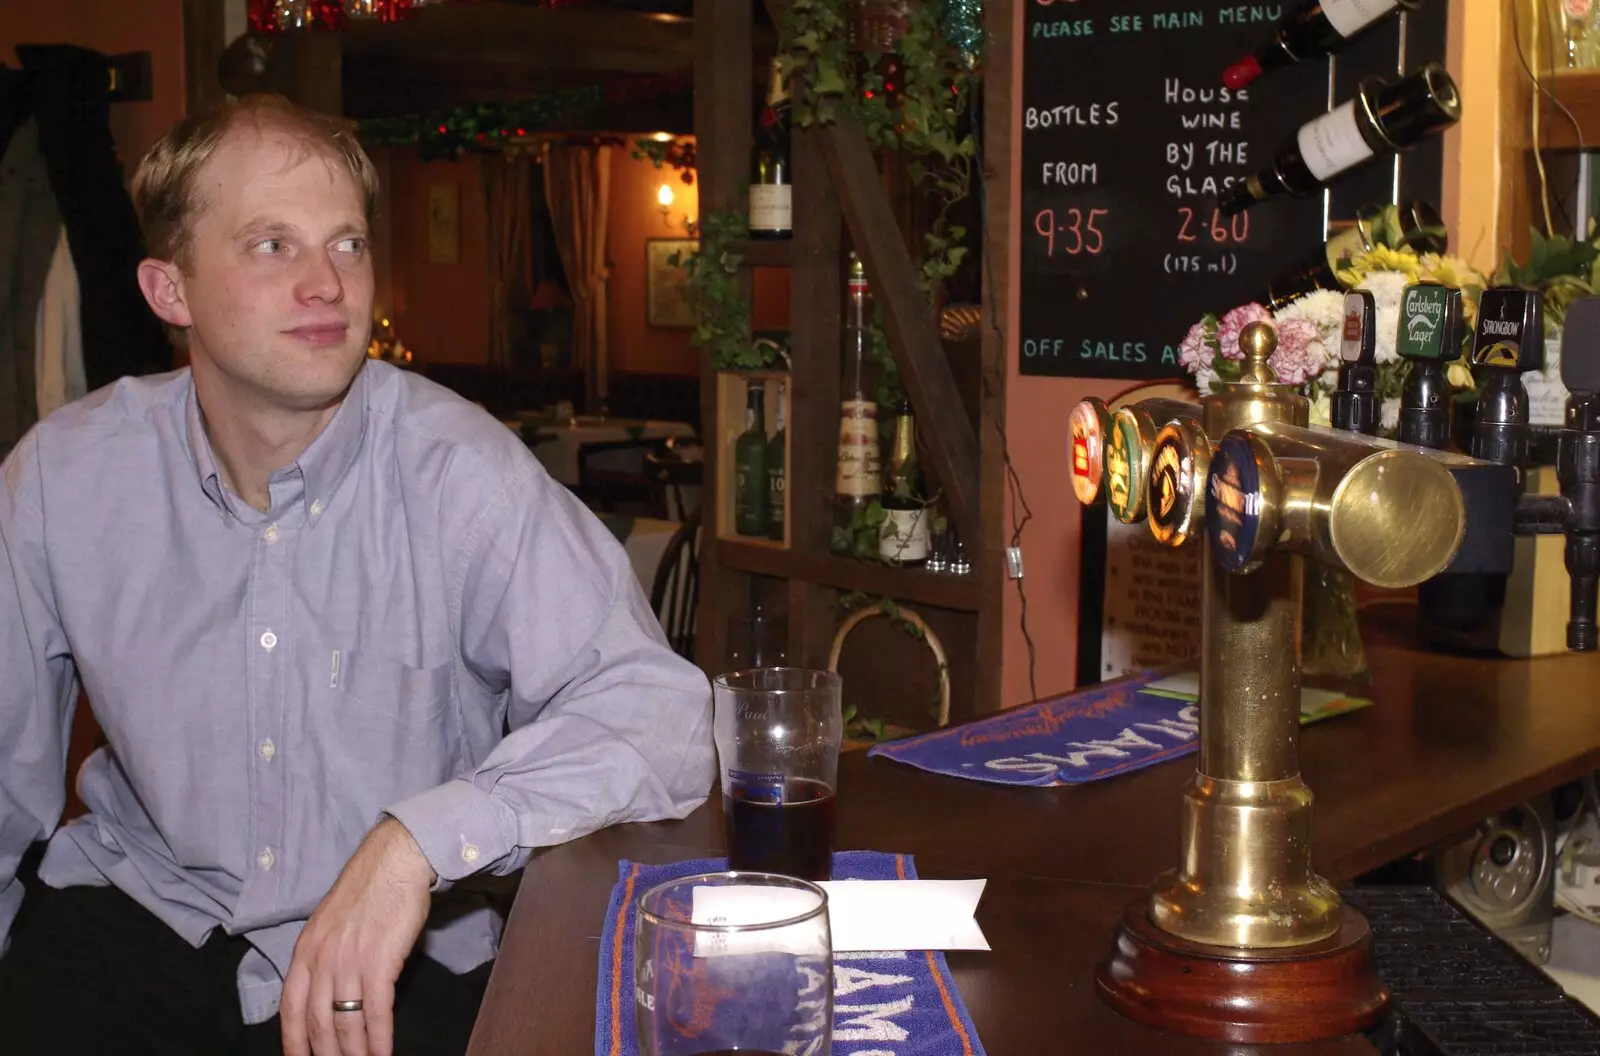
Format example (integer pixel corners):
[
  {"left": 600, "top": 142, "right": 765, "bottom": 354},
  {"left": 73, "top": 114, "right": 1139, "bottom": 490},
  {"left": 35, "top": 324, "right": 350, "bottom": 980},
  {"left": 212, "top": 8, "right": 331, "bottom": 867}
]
[{"left": 134, "top": 94, "right": 379, "bottom": 414}]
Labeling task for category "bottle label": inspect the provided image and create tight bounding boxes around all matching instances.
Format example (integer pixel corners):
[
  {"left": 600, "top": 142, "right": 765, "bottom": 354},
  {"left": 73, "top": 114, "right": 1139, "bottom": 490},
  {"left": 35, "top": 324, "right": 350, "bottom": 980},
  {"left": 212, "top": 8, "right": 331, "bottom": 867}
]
[
  {"left": 835, "top": 399, "right": 881, "bottom": 497},
  {"left": 1296, "top": 100, "right": 1375, "bottom": 182},
  {"left": 1322, "top": 0, "right": 1401, "bottom": 38},
  {"left": 880, "top": 508, "right": 930, "bottom": 563},
  {"left": 749, "top": 185, "right": 792, "bottom": 232}
]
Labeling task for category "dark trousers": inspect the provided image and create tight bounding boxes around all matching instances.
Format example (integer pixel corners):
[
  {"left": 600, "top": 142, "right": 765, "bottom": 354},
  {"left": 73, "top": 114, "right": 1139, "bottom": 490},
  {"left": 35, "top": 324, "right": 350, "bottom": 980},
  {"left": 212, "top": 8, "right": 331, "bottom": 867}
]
[{"left": 0, "top": 878, "right": 491, "bottom": 1055}]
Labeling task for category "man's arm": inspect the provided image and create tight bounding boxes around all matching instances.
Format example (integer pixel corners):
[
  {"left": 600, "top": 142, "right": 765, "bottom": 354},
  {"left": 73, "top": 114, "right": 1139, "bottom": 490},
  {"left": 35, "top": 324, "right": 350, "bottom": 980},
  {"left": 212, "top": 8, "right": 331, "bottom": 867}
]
[
  {"left": 280, "top": 462, "right": 712, "bottom": 1056},
  {"left": 0, "top": 440, "right": 79, "bottom": 953},
  {"left": 386, "top": 468, "right": 714, "bottom": 884}
]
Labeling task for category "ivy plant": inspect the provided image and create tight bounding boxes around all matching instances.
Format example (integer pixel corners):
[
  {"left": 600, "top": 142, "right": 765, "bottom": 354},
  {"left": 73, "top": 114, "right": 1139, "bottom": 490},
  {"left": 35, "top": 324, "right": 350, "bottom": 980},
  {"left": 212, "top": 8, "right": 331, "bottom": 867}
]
[{"left": 670, "top": 210, "right": 781, "bottom": 373}]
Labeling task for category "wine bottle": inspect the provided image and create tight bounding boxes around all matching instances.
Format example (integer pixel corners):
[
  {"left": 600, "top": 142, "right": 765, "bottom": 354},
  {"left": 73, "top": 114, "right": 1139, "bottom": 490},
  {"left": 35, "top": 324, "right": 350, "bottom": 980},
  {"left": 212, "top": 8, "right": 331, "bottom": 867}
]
[
  {"left": 1267, "top": 199, "right": 1445, "bottom": 308},
  {"left": 1218, "top": 62, "right": 1460, "bottom": 217},
  {"left": 878, "top": 397, "right": 929, "bottom": 566},
  {"left": 1223, "top": 0, "right": 1423, "bottom": 90},
  {"left": 749, "top": 58, "right": 792, "bottom": 241},
  {"left": 734, "top": 381, "right": 769, "bottom": 537},
  {"left": 834, "top": 254, "right": 881, "bottom": 542},
  {"left": 766, "top": 381, "right": 787, "bottom": 542}
]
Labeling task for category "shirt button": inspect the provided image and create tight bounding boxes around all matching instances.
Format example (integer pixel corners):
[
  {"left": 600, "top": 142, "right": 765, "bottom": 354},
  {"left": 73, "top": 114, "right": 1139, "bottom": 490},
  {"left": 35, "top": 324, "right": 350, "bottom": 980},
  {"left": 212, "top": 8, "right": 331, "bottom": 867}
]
[
  {"left": 257, "top": 848, "right": 276, "bottom": 871},
  {"left": 260, "top": 631, "right": 278, "bottom": 651},
  {"left": 310, "top": 500, "right": 324, "bottom": 517},
  {"left": 259, "top": 739, "right": 276, "bottom": 761},
  {"left": 461, "top": 842, "right": 480, "bottom": 864},
  {"left": 264, "top": 524, "right": 279, "bottom": 543}
]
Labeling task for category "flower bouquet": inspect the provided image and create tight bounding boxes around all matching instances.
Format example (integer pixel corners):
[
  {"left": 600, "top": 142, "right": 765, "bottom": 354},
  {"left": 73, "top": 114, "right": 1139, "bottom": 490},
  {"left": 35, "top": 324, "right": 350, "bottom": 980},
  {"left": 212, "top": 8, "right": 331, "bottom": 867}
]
[{"left": 1179, "top": 247, "right": 1488, "bottom": 433}]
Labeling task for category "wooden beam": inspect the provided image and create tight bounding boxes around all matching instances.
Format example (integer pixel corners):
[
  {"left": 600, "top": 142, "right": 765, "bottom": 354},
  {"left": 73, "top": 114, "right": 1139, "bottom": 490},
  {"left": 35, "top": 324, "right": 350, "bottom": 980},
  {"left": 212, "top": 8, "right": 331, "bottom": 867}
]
[
  {"left": 818, "top": 116, "right": 982, "bottom": 549},
  {"left": 784, "top": 124, "right": 845, "bottom": 670},
  {"left": 690, "top": 0, "right": 751, "bottom": 675},
  {"left": 183, "top": 0, "right": 227, "bottom": 115},
  {"left": 974, "top": 0, "right": 1013, "bottom": 715}
]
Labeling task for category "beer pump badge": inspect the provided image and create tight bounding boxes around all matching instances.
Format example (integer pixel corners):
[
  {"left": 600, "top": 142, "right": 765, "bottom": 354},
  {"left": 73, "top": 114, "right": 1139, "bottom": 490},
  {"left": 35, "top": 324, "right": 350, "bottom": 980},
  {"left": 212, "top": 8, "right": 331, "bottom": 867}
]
[
  {"left": 1399, "top": 284, "right": 1450, "bottom": 360},
  {"left": 1340, "top": 295, "right": 1365, "bottom": 362},
  {"left": 1149, "top": 432, "right": 1187, "bottom": 536},
  {"left": 1473, "top": 288, "right": 1538, "bottom": 370},
  {"left": 1205, "top": 435, "right": 1261, "bottom": 574},
  {"left": 1106, "top": 415, "right": 1136, "bottom": 521},
  {"left": 1069, "top": 401, "right": 1105, "bottom": 505}
]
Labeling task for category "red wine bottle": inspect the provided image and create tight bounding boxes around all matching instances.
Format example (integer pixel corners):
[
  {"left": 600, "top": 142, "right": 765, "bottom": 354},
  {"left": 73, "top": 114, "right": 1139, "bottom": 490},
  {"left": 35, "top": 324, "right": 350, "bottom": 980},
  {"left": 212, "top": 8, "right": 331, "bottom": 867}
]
[
  {"left": 1218, "top": 62, "right": 1460, "bottom": 217},
  {"left": 1224, "top": 0, "right": 1423, "bottom": 89}
]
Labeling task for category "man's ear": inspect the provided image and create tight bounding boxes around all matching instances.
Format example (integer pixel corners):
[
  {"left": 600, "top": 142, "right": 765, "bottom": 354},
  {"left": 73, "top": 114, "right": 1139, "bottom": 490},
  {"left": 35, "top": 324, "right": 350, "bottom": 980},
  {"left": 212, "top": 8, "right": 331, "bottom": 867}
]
[{"left": 137, "top": 258, "right": 192, "bottom": 329}]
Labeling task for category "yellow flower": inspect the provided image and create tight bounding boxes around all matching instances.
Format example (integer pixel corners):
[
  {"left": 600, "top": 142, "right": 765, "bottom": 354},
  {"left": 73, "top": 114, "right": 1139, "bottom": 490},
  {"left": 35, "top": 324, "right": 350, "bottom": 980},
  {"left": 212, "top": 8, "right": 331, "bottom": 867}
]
[
  {"left": 1339, "top": 245, "right": 1423, "bottom": 287},
  {"left": 1447, "top": 359, "right": 1475, "bottom": 389},
  {"left": 1418, "top": 252, "right": 1487, "bottom": 292}
]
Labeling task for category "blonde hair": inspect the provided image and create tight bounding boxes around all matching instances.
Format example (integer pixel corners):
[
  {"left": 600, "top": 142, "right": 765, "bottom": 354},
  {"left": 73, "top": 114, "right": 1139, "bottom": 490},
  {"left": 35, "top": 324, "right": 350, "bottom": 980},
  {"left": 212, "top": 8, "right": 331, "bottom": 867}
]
[{"left": 132, "top": 93, "right": 378, "bottom": 270}]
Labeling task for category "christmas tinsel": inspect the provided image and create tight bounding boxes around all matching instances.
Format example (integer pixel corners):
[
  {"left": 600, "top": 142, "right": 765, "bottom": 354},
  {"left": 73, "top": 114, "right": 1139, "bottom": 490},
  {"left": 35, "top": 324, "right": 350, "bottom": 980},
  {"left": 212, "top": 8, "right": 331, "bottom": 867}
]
[{"left": 941, "top": 0, "right": 982, "bottom": 64}]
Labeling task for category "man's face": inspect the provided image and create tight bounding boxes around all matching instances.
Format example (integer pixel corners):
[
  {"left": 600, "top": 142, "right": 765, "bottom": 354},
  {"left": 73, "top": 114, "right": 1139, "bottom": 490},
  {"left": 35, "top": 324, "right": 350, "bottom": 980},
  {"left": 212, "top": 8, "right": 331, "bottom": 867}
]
[{"left": 169, "top": 125, "right": 374, "bottom": 412}]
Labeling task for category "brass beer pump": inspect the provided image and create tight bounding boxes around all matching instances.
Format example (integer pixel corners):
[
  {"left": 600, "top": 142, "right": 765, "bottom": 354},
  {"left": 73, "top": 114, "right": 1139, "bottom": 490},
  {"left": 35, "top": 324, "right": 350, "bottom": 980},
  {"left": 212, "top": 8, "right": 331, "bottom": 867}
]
[{"left": 1068, "top": 322, "right": 1477, "bottom": 1043}]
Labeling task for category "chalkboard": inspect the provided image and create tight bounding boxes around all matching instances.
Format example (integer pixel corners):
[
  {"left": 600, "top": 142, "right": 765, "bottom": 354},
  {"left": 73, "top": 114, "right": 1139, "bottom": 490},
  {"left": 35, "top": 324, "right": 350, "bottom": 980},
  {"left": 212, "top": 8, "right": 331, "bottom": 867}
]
[{"left": 1019, "top": 1, "right": 1332, "bottom": 380}]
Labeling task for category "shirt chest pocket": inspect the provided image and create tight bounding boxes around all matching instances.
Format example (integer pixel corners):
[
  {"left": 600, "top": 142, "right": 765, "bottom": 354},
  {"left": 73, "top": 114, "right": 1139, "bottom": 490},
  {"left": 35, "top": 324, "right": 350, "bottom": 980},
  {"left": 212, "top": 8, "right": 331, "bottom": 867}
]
[
  {"left": 322, "top": 648, "right": 459, "bottom": 812},
  {"left": 333, "top": 647, "right": 454, "bottom": 727}
]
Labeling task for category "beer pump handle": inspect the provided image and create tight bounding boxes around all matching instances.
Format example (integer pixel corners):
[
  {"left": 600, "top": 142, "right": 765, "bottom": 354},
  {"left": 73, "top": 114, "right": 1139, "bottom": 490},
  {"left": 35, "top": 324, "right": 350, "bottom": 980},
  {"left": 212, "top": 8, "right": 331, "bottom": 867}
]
[
  {"left": 1330, "top": 291, "right": 1378, "bottom": 436},
  {"left": 1397, "top": 283, "right": 1462, "bottom": 450},
  {"left": 1558, "top": 298, "right": 1600, "bottom": 651},
  {"left": 1471, "top": 286, "right": 1544, "bottom": 468}
]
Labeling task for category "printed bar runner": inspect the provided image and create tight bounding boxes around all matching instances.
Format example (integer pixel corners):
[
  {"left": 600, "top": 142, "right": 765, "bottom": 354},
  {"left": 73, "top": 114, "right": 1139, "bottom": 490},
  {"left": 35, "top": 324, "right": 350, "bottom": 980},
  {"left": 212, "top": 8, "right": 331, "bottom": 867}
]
[
  {"left": 867, "top": 671, "right": 1372, "bottom": 787},
  {"left": 596, "top": 850, "right": 987, "bottom": 1056}
]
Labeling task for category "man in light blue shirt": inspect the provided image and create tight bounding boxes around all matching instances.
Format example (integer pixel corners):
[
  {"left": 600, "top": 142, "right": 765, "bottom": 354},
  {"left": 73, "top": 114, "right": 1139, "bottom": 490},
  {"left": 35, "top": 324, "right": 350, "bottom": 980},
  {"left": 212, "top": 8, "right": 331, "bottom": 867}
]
[{"left": 0, "top": 94, "right": 713, "bottom": 1056}]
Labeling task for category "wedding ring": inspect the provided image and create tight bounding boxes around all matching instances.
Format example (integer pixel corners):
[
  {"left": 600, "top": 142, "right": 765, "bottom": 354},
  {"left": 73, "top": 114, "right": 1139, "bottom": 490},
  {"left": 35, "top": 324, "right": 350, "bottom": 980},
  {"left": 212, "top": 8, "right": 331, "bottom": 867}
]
[{"left": 332, "top": 999, "right": 364, "bottom": 1013}]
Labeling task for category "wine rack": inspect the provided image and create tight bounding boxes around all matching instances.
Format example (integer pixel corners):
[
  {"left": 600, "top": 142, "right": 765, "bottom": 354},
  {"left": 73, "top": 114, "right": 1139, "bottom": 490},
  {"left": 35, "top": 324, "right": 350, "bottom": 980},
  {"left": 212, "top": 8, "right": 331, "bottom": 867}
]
[{"left": 691, "top": 0, "right": 1007, "bottom": 723}]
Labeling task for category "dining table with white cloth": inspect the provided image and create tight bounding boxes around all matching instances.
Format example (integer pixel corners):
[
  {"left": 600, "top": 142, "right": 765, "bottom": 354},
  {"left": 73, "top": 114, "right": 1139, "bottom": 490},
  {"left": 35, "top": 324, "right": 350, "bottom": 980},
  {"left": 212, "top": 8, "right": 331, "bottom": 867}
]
[{"left": 504, "top": 415, "right": 697, "bottom": 487}]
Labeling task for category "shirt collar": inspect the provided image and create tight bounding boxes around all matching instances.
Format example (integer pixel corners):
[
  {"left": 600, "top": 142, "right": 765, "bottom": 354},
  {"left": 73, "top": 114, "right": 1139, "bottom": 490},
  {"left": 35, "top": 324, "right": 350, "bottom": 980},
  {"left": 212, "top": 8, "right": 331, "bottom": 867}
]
[{"left": 185, "top": 362, "right": 370, "bottom": 524}]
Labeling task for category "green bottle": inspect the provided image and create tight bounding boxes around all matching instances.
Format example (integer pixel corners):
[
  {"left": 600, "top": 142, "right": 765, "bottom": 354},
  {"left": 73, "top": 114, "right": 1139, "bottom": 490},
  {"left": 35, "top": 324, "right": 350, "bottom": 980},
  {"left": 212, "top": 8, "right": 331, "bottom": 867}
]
[
  {"left": 766, "top": 381, "right": 787, "bottom": 541},
  {"left": 734, "top": 381, "right": 769, "bottom": 536}
]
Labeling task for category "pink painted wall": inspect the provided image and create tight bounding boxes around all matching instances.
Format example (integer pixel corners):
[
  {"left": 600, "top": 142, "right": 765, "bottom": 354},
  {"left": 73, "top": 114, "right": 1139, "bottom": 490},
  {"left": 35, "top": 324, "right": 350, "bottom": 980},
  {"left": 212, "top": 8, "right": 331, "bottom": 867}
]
[{"left": 998, "top": 0, "right": 1163, "bottom": 708}]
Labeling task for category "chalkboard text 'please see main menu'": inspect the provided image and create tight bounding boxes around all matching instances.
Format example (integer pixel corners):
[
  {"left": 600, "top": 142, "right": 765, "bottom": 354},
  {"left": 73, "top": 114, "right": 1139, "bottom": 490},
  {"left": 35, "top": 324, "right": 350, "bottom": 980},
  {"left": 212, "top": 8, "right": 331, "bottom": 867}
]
[{"left": 1020, "top": 1, "right": 1329, "bottom": 380}]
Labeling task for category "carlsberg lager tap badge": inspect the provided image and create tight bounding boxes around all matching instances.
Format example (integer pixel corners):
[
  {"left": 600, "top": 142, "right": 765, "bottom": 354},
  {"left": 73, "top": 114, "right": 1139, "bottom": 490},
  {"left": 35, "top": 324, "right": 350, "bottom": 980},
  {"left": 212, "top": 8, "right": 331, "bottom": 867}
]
[{"left": 1399, "top": 283, "right": 1453, "bottom": 360}]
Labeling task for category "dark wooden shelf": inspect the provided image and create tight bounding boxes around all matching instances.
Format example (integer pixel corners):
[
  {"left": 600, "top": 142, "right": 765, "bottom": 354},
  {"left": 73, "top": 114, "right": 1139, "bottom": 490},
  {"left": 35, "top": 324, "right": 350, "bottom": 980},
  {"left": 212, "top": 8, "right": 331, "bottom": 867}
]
[
  {"left": 731, "top": 238, "right": 793, "bottom": 267},
  {"left": 716, "top": 540, "right": 980, "bottom": 611}
]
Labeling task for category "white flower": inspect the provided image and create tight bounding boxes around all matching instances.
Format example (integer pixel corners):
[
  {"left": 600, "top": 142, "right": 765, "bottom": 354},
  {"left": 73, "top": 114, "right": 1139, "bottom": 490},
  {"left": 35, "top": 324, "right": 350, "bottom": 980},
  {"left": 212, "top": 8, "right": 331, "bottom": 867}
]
[
  {"left": 1354, "top": 271, "right": 1409, "bottom": 365},
  {"left": 1380, "top": 399, "right": 1400, "bottom": 433}
]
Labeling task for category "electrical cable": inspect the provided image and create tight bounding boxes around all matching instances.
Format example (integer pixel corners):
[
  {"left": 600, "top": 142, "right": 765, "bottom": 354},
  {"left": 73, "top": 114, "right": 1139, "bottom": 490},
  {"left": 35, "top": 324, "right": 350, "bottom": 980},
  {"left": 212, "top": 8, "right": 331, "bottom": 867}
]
[{"left": 969, "top": 90, "right": 1038, "bottom": 703}]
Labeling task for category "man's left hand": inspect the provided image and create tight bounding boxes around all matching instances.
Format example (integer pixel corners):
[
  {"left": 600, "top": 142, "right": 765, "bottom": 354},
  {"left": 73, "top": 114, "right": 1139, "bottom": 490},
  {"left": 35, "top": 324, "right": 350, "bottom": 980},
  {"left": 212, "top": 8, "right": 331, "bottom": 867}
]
[{"left": 281, "top": 818, "right": 438, "bottom": 1056}]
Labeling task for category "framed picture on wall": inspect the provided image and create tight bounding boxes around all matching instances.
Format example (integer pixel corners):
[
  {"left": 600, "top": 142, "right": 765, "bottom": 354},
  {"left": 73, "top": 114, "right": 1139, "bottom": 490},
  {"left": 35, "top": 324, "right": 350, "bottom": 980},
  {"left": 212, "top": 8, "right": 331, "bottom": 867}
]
[
  {"left": 428, "top": 183, "right": 459, "bottom": 265},
  {"left": 646, "top": 238, "right": 698, "bottom": 329}
]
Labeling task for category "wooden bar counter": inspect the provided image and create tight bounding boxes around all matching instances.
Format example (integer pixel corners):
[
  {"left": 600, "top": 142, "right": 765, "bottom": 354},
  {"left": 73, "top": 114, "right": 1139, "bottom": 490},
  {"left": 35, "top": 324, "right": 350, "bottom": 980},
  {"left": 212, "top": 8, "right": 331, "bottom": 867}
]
[{"left": 466, "top": 618, "right": 1600, "bottom": 1055}]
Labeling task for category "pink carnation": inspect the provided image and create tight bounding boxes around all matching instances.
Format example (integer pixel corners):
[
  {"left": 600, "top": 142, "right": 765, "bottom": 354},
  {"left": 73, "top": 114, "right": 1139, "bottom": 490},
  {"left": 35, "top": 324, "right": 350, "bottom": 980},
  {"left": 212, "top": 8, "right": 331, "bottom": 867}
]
[
  {"left": 1267, "top": 317, "right": 1323, "bottom": 386},
  {"left": 1215, "top": 302, "right": 1272, "bottom": 361},
  {"left": 1178, "top": 320, "right": 1213, "bottom": 374}
]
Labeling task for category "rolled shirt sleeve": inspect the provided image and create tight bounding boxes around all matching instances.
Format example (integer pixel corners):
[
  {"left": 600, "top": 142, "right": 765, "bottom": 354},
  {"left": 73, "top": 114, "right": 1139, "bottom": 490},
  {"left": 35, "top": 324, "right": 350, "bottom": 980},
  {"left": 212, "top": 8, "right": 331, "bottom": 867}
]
[{"left": 385, "top": 465, "right": 713, "bottom": 883}]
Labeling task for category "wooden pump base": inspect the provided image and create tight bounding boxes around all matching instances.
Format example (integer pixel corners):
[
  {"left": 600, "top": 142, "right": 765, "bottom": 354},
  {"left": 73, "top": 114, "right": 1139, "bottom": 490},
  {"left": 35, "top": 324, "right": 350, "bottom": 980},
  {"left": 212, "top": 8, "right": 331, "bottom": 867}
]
[{"left": 1096, "top": 899, "right": 1390, "bottom": 1044}]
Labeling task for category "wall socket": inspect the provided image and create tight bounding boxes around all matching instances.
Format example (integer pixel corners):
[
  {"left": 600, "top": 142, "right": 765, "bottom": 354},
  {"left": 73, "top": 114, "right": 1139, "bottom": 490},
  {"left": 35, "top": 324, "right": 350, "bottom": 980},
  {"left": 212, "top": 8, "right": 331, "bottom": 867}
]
[{"left": 1005, "top": 546, "right": 1024, "bottom": 579}]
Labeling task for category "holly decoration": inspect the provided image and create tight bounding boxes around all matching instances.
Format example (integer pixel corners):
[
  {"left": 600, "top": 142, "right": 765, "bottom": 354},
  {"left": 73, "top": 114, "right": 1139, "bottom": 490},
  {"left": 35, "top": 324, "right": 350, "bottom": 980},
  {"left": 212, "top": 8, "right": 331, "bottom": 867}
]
[{"left": 357, "top": 74, "right": 690, "bottom": 160}]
